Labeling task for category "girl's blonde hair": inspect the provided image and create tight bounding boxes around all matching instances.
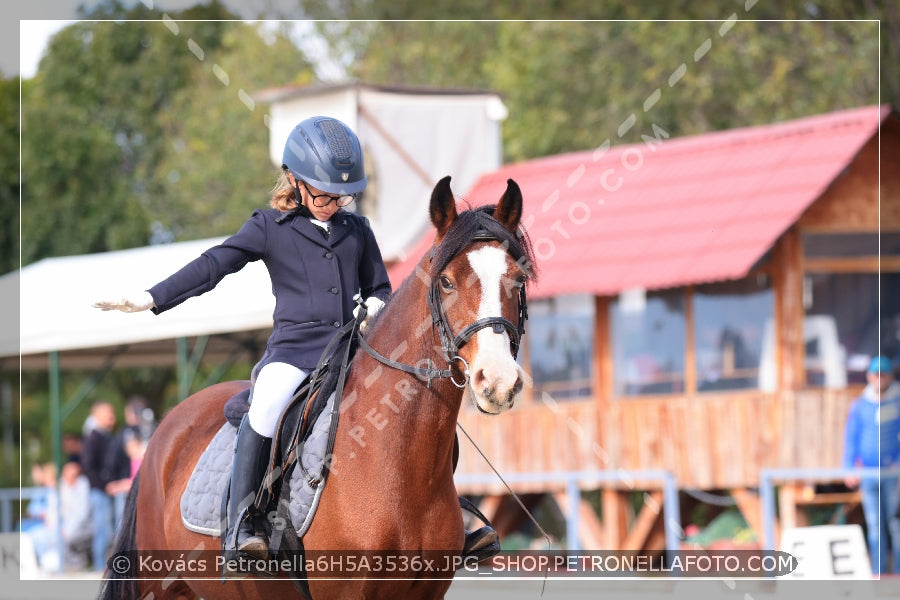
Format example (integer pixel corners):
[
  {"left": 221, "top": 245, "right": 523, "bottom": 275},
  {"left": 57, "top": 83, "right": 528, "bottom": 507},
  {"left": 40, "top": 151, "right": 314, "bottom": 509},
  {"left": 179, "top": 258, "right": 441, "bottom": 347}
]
[{"left": 270, "top": 171, "right": 298, "bottom": 212}]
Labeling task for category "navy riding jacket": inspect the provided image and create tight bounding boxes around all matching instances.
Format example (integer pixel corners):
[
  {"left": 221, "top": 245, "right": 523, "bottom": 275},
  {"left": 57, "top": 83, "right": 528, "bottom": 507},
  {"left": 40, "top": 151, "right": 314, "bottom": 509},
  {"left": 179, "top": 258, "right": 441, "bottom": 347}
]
[{"left": 148, "top": 208, "right": 392, "bottom": 371}]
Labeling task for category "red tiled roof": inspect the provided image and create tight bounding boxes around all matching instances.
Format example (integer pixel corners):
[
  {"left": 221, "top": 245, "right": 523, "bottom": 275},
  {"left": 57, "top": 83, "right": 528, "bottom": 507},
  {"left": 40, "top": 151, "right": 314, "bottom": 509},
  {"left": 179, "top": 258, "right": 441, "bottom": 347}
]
[{"left": 389, "top": 105, "right": 889, "bottom": 298}]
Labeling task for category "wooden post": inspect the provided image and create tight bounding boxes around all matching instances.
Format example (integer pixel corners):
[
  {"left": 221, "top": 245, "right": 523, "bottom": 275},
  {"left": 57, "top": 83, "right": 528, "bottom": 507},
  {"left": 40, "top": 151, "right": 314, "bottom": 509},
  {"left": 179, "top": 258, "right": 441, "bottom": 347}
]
[
  {"left": 731, "top": 487, "right": 765, "bottom": 544},
  {"left": 601, "top": 488, "right": 630, "bottom": 550},
  {"left": 684, "top": 287, "right": 696, "bottom": 396},
  {"left": 774, "top": 228, "right": 805, "bottom": 392},
  {"left": 776, "top": 483, "right": 800, "bottom": 536},
  {"left": 622, "top": 490, "right": 664, "bottom": 551},
  {"left": 593, "top": 296, "right": 612, "bottom": 465}
]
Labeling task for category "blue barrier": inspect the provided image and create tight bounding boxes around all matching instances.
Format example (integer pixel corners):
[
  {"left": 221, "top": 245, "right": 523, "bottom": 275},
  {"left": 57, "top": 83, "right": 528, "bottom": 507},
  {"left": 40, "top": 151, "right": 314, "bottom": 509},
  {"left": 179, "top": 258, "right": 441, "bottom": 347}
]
[
  {"left": 454, "top": 469, "right": 682, "bottom": 554},
  {"left": 759, "top": 466, "right": 900, "bottom": 551},
  {"left": 0, "top": 487, "right": 46, "bottom": 533}
]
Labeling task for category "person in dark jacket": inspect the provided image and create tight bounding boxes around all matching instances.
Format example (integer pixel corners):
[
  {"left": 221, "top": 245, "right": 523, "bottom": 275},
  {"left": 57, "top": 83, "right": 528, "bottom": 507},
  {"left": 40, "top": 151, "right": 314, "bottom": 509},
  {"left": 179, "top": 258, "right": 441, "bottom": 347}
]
[
  {"left": 94, "top": 117, "right": 392, "bottom": 568},
  {"left": 80, "top": 401, "right": 119, "bottom": 570}
]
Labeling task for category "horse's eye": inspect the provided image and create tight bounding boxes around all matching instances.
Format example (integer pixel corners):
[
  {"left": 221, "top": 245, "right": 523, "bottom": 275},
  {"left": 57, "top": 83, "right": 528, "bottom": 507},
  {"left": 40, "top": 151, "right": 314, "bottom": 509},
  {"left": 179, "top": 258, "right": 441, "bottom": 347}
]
[{"left": 439, "top": 275, "right": 455, "bottom": 292}]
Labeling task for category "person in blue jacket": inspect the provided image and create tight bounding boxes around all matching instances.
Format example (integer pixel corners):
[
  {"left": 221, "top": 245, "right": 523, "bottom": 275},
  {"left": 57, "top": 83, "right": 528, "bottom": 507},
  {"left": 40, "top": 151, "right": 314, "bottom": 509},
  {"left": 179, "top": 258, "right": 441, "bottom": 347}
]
[
  {"left": 94, "top": 116, "right": 392, "bottom": 566},
  {"left": 842, "top": 355, "right": 900, "bottom": 574}
]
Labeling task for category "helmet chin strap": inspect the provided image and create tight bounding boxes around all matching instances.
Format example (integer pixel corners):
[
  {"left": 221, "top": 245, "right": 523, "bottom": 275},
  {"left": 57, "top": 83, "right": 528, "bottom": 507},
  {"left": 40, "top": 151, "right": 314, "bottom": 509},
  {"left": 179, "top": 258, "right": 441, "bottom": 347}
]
[
  {"left": 275, "top": 175, "right": 308, "bottom": 224},
  {"left": 288, "top": 175, "right": 304, "bottom": 208}
]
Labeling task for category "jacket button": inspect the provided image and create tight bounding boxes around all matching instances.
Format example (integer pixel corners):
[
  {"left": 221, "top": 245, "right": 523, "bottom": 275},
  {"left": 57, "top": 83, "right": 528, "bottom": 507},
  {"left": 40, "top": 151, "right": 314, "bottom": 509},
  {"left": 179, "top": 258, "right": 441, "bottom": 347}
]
[
  {"left": 332, "top": 321, "right": 341, "bottom": 328},
  {"left": 324, "top": 252, "right": 333, "bottom": 259},
  {"left": 329, "top": 287, "right": 339, "bottom": 294}
]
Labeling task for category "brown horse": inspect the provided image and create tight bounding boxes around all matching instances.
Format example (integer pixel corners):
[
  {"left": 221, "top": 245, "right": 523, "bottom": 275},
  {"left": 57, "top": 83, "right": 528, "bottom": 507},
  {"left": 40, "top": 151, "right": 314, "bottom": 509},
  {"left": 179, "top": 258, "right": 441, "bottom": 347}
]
[{"left": 99, "top": 176, "right": 534, "bottom": 600}]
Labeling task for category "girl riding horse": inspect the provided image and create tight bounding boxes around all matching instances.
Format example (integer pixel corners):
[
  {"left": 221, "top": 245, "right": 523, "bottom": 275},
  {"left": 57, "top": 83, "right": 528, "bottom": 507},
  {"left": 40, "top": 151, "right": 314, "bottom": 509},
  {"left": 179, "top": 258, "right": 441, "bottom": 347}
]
[{"left": 94, "top": 117, "right": 500, "bottom": 574}]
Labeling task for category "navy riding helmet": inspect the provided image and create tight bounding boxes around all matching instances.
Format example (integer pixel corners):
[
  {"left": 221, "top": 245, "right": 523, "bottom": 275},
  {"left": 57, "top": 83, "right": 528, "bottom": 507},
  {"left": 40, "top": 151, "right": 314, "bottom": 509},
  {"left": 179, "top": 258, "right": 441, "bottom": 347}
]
[{"left": 281, "top": 116, "right": 367, "bottom": 196}]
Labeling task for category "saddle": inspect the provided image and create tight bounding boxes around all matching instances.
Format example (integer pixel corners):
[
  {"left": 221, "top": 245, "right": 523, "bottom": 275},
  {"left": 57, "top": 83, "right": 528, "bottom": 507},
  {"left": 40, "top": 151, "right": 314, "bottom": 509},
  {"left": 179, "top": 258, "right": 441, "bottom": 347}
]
[{"left": 180, "top": 346, "right": 350, "bottom": 537}]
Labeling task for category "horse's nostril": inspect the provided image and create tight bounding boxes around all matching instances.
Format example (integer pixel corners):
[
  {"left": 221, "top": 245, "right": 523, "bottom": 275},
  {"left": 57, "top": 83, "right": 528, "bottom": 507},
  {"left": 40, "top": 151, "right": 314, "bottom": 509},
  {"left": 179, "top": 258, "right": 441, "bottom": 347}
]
[{"left": 471, "top": 368, "right": 488, "bottom": 391}]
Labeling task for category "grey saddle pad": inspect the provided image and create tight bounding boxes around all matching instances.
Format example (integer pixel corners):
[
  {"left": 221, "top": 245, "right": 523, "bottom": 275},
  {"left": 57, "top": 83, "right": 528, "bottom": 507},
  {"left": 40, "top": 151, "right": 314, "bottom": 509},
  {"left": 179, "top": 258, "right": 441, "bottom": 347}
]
[{"left": 180, "top": 391, "right": 337, "bottom": 538}]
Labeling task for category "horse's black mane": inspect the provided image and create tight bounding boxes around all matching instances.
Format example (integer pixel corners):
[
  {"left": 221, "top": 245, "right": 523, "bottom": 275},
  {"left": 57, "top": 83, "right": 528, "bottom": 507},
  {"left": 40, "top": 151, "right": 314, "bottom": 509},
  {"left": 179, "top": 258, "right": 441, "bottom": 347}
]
[{"left": 429, "top": 204, "right": 537, "bottom": 280}]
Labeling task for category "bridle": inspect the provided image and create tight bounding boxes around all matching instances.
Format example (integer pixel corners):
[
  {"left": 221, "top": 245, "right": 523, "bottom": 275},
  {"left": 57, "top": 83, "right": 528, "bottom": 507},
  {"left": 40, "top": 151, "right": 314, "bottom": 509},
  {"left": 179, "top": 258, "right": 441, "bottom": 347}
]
[{"left": 357, "top": 229, "right": 528, "bottom": 388}]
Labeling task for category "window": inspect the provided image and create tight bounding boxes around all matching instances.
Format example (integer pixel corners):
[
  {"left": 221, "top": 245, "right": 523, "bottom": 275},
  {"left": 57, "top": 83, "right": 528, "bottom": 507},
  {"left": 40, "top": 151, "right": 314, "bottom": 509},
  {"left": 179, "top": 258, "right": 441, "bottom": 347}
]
[
  {"left": 527, "top": 294, "right": 593, "bottom": 399},
  {"left": 803, "top": 272, "right": 900, "bottom": 386},
  {"left": 801, "top": 232, "right": 900, "bottom": 387},
  {"left": 694, "top": 277, "right": 773, "bottom": 392},
  {"left": 611, "top": 289, "right": 685, "bottom": 396}
]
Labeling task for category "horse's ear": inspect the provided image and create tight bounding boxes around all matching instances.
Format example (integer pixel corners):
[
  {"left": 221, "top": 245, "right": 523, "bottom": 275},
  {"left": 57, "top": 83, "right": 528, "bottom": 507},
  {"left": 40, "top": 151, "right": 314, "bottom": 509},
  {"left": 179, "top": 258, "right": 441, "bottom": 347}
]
[
  {"left": 429, "top": 175, "right": 458, "bottom": 240},
  {"left": 494, "top": 179, "right": 523, "bottom": 233}
]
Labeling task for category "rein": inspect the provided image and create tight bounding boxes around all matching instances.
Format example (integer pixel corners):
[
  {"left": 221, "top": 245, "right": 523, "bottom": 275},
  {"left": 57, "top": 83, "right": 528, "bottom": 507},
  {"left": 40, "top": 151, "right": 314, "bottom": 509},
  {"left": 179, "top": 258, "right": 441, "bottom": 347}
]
[{"left": 356, "top": 332, "right": 467, "bottom": 387}]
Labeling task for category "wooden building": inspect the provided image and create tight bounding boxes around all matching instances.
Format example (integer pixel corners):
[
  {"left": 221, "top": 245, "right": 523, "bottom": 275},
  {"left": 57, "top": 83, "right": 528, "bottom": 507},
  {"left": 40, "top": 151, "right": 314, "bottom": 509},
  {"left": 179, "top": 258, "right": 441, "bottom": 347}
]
[{"left": 388, "top": 104, "right": 900, "bottom": 551}]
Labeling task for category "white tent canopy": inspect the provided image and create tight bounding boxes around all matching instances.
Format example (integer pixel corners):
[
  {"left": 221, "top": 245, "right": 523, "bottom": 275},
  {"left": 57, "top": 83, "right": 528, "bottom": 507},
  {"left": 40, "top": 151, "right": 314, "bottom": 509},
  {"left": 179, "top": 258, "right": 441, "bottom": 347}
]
[{"left": 1, "top": 237, "right": 275, "bottom": 370}]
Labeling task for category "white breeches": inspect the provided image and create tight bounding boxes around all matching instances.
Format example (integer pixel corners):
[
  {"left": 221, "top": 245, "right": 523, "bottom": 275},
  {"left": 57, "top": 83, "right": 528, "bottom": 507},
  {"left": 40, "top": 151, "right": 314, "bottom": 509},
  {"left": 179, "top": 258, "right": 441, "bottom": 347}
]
[{"left": 247, "top": 361, "right": 308, "bottom": 438}]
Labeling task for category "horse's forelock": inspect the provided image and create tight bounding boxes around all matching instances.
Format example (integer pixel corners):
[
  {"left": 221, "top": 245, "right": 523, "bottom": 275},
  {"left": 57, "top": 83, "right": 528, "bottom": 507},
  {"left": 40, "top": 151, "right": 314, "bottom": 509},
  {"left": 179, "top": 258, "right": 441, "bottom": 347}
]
[{"left": 428, "top": 206, "right": 536, "bottom": 280}]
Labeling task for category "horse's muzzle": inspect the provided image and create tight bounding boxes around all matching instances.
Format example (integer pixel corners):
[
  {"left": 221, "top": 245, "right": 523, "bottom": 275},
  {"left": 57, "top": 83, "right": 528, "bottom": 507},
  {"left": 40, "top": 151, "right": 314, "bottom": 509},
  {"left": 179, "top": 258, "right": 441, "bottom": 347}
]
[{"left": 469, "top": 367, "right": 523, "bottom": 414}]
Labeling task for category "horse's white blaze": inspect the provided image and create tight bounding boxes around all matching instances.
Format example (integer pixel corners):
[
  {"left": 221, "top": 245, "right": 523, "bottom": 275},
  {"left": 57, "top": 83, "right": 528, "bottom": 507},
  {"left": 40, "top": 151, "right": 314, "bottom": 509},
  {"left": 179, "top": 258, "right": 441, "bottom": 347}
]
[
  {"left": 466, "top": 246, "right": 521, "bottom": 410},
  {"left": 467, "top": 246, "right": 506, "bottom": 319}
]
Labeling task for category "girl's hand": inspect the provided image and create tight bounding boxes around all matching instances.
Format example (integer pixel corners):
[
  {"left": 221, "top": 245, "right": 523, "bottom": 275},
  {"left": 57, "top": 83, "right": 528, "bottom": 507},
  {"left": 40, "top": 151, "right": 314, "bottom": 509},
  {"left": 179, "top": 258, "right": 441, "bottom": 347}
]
[
  {"left": 354, "top": 296, "right": 385, "bottom": 332},
  {"left": 93, "top": 291, "right": 155, "bottom": 313},
  {"left": 362, "top": 296, "right": 385, "bottom": 319}
]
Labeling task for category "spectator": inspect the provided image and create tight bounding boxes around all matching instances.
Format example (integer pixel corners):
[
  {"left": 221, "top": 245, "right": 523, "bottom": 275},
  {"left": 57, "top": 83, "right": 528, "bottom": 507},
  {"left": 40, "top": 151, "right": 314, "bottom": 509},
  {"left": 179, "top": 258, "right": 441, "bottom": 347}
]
[
  {"left": 81, "top": 401, "right": 120, "bottom": 571},
  {"left": 59, "top": 460, "right": 93, "bottom": 570},
  {"left": 105, "top": 396, "right": 156, "bottom": 526},
  {"left": 62, "top": 432, "right": 83, "bottom": 465},
  {"left": 843, "top": 355, "right": 900, "bottom": 574},
  {"left": 21, "top": 462, "right": 59, "bottom": 570},
  {"left": 20, "top": 463, "right": 51, "bottom": 534},
  {"left": 124, "top": 436, "right": 145, "bottom": 480}
]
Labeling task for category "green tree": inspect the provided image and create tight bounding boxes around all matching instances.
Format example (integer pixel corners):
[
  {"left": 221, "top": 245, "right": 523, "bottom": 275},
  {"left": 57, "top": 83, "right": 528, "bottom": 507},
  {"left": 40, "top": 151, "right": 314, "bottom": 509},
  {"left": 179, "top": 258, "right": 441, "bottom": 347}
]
[
  {"left": 0, "top": 76, "right": 19, "bottom": 275},
  {"left": 20, "top": 1, "right": 313, "bottom": 265},
  {"left": 298, "top": 1, "right": 889, "bottom": 161},
  {"left": 152, "top": 23, "right": 315, "bottom": 241},
  {"left": 344, "top": 20, "right": 878, "bottom": 161}
]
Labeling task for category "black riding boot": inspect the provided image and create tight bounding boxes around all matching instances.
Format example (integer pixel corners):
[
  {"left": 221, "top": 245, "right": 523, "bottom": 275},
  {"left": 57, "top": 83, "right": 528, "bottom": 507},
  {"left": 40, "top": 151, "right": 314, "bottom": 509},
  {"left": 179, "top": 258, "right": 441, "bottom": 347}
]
[{"left": 223, "top": 415, "right": 272, "bottom": 565}]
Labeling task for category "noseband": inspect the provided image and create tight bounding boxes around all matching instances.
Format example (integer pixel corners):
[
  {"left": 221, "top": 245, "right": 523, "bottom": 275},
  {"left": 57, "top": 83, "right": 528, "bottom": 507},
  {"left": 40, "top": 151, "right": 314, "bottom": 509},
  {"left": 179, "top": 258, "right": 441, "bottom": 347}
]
[{"left": 357, "top": 228, "right": 528, "bottom": 388}]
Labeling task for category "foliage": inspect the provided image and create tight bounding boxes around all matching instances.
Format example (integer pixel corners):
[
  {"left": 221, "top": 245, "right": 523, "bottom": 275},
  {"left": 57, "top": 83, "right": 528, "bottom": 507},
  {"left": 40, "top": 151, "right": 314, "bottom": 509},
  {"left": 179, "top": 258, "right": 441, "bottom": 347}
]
[
  {"left": 320, "top": 18, "right": 881, "bottom": 162},
  {"left": 0, "top": 77, "right": 18, "bottom": 275},
  {"left": 19, "top": 1, "right": 313, "bottom": 265},
  {"left": 153, "top": 23, "right": 316, "bottom": 240},
  {"left": 685, "top": 508, "right": 756, "bottom": 545}
]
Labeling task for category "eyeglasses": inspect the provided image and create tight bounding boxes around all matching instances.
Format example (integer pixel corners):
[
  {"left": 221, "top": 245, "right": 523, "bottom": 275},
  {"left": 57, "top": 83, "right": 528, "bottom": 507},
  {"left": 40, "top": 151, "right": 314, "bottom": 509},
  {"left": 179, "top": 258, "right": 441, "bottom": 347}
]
[{"left": 301, "top": 182, "right": 356, "bottom": 208}]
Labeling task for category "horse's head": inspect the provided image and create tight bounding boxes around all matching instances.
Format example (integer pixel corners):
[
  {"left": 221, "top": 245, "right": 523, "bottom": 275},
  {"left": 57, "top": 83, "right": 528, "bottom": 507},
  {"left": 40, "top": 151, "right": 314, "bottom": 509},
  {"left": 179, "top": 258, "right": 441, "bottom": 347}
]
[{"left": 427, "top": 176, "right": 534, "bottom": 414}]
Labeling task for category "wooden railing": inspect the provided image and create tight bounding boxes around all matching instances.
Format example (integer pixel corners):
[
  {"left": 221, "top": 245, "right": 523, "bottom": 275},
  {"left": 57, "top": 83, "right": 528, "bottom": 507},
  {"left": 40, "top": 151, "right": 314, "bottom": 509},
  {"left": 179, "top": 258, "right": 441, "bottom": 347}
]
[{"left": 455, "top": 387, "right": 859, "bottom": 493}]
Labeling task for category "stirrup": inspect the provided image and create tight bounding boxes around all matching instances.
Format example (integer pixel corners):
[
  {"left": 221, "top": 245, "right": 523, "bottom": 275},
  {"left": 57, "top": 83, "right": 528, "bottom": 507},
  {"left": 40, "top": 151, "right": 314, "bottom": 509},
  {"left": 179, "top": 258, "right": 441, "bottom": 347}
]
[
  {"left": 221, "top": 551, "right": 276, "bottom": 579},
  {"left": 463, "top": 526, "right": 501, "bottom": 563},
  {"left": 458, "top": 496, "right": 501, "bottom": 563},
  {"left": 221, "top": 510, "right": 274, "bottom": 577}
]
